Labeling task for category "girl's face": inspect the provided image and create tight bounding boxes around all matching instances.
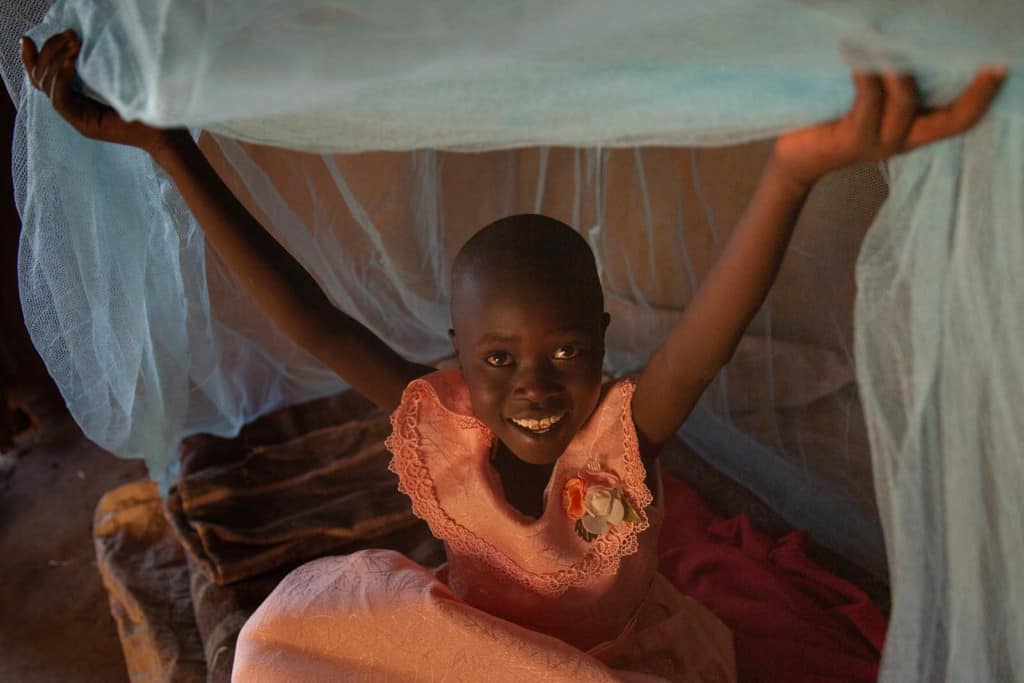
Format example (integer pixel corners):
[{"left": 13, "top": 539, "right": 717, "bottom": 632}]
[{"left": 451, "top": 277, "right": 609, "bottom": 466}]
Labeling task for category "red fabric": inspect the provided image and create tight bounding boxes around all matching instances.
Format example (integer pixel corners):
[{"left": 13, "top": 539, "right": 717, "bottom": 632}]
[{"left": 658, "top": 471, "right": 887, "bottom": 683}]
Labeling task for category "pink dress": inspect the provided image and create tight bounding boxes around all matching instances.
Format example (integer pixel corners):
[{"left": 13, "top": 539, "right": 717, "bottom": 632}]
[{"left": 233, "top": 370, "right": 736, "bottom": 682}]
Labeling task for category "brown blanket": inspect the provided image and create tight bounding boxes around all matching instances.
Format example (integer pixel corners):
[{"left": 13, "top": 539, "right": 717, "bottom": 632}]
[
  {"left": 97, "top": 389, "right": 444, "bottom": 682},
  {"left": 166, "top": 390, "right": 443, "bottom": 586},
  {"left": 93, "top": 480, "right": 207, "bottom": 683}
]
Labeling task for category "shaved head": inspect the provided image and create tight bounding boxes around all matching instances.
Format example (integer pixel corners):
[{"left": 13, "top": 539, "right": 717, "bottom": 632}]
[{"left": 451, "top": 214, "right": 603, "bottom": 329}]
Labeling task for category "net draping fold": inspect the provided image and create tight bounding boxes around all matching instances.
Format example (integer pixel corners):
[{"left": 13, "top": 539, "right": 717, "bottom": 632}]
[{"left": 3, "top": 1, "right": 1022, "bottom": 681}]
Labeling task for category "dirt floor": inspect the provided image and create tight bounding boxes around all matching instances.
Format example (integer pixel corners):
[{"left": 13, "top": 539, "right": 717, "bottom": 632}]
[{"left": 0, "top": 384, "right": 145, "bottom": 683}]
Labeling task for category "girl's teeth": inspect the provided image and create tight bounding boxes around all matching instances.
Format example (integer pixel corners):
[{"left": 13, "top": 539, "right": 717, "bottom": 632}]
[{"left": 512, "top": 413, "right": 564, "bottom": 432}]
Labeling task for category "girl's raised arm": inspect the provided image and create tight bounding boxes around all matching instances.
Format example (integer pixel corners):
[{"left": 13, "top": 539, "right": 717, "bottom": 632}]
[
  {"left": 22, "top": 31, "right": 432, "bottom": 411},
  {"left": 631, "top": 51, "right": 1007, "bottom": 447}
]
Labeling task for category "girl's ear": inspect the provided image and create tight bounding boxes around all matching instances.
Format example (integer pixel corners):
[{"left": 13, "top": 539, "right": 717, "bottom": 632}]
[{"left": 448, "top": 329, "right": 464, "bottom": 369}]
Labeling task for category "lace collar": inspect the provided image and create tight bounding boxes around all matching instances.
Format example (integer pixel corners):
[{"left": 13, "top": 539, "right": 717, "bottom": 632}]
[{"left": 385, "top": 369, "right": 653, "bottom": 596}]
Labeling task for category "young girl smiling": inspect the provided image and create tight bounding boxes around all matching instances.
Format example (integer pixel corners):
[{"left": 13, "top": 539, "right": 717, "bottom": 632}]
[{"left": 22, "top": 30, "right": 1005, "bottom": 682}]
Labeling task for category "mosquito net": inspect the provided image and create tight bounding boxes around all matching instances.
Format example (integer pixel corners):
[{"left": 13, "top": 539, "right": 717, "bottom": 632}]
[{"left": 3, "top": 1, "right": 1022, "bottom": 681}]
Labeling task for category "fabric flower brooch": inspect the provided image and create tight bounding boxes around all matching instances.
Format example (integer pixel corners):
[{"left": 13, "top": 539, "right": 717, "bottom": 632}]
[{"left": 563, "top": 459, "right": 641, "bottom": 542}]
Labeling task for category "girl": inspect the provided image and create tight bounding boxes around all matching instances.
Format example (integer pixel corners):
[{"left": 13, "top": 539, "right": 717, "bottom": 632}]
[{"left": 22, "top": 30, "right": 1005, "bottom": 682}]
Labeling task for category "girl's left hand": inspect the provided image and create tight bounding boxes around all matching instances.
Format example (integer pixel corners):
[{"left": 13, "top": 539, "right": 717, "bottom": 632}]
[{"left": 772, "top": 46, "right": 1008, "bottom": 190}]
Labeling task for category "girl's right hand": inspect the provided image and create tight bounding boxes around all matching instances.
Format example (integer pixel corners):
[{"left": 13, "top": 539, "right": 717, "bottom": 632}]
[{"left": 21, "top": 29, "right": 179, "bottom": 157}]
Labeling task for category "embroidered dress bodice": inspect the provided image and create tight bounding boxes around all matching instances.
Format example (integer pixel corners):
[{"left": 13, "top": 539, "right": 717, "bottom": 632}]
[{"left": 386, "top": 369, "right": 659, "bottom": 650}]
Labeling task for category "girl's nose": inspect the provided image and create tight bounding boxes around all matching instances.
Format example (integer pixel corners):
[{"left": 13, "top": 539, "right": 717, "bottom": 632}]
[{"left": 514, "top": 363, "right": 563, "bottom": 403}]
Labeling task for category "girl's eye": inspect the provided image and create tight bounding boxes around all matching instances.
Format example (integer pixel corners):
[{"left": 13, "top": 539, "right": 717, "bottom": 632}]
[
  {"left": 485, "top": 352, "right": 513, "bottom": 367},
  {"left": 553, "top": 344, "right": 579, "bottom": 360}
]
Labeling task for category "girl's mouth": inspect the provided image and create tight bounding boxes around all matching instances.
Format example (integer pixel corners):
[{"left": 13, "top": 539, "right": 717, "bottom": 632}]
[{"left": 507, "top": 411, "right": 567, "bottom": 435}]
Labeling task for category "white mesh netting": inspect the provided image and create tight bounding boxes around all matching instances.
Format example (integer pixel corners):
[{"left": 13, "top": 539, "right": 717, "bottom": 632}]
[{"left": 3, "top": 1, "right": 1022, "bottom": 680}]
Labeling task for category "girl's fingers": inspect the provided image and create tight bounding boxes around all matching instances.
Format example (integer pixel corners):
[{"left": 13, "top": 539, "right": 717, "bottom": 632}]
[
  {"left": 865, "top": 48, "right": 919, "bottom": 153},
  {"left": 904, "top": 68, "right": 1006, "bottom": 151},
  {"left": 35, "top": 32, "right": 69, "bottom": 83},
  {"left": 846, "top": 70, "right": 884, "bottom": 148},
  {"left": 41, "top": 39, "right": 78, "bottom": 98},
  {"left": 878, "top": 71, "right": 920, "bottom": 154},
  {"left": 840, "top": 46, "right": 885, "bottom": 147},
  {"left": 23, "top": 30, "right": 79, "bottom": 93},
  {"left": 20, "top": 37, "right": 39, "bottom": 87},
  {"left": 49, "top": 49, "right": 80, "bottom": 121}
]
